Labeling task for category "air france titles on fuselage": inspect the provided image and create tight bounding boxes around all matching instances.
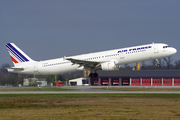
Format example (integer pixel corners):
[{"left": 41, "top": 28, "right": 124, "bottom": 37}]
[{"left": 117, "top": 46, "right": 152, "bottom": 53}]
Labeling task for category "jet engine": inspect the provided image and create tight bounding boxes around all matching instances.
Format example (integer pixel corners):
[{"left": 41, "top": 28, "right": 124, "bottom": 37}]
[{"left": 101, "top": 61, "right": 119, "bottom": 71}]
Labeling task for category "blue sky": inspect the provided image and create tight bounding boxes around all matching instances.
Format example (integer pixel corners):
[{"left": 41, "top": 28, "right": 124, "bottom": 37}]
[{"left": 1, "top": 0, "right": 180, "bottom": 66}]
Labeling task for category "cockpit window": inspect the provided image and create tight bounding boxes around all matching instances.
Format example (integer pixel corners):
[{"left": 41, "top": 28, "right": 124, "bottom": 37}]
[{"left": 163, "top": 46, "right": 170, "bottom": 48}]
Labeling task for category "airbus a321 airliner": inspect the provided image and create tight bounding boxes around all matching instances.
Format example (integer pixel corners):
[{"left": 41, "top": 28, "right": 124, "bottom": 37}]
[{"left": 6, "top": 43, "right": 177, "bottom": 77}]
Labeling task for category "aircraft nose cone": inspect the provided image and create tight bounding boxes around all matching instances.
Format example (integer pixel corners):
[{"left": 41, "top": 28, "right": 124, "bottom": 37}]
[{"left": 172, "top": 48, "right": 177, "bottom": 54}]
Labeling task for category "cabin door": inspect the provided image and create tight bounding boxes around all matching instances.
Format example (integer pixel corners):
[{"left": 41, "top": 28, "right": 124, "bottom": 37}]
[
  {"left": 120, "top": 53, "right": 124, "bottom": 59},
  {"left": 34, "top": 63, "right": 38, "bottom": 72},
  {"left": 154, "top": 45, "right": 159, "bottom": 54}
]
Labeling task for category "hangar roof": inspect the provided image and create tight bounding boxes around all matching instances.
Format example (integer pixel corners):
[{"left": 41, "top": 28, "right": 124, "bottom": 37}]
[
  {"left": 131, "top": 70, "right": 180, "bottom": 78},
  {"left": 98, "top": 70, "right": 180, "bottom": 78},
  {"left": 98, "top": 70, "right": 131, "bottom": 77}
]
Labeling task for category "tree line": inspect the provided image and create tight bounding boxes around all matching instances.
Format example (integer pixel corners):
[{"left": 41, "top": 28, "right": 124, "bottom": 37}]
[{"left": 121, "top": 56, "right": 180, "bottom": 70}]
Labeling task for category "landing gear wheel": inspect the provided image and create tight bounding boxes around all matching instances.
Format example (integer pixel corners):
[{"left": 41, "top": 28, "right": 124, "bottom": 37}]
[
  {"left": 94, "top": 73, "right": 98, "bottom": 78},
  {"left": 89, "top": 73, "right": 94, "bottom": 78},
  {"left": 157, "top": 64, "right": 161, "bottom": 68}
]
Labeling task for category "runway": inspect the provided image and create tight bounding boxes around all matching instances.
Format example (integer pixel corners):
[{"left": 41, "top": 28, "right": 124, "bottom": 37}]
[
  {"left": 0, "top": 91, "right": 180, "bottom": 94},
  {"left": 0, "top": 86, "right": 180, "bottom": 94}
]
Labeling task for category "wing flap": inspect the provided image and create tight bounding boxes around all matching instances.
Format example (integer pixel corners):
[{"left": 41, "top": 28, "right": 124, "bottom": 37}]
[{"left": 65, "top": 58, "right": 104, "bottom": 69}]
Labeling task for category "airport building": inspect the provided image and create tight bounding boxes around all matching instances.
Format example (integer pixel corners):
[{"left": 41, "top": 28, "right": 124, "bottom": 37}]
[
  {"left": 69, "top": 77, "right": 89, "bottom": 86},
  {"left": 90, "top": 70, "right": 180, "bottom": 86},
  {"left": 23, "top": 78, "right": 47, "bottom": 87}
]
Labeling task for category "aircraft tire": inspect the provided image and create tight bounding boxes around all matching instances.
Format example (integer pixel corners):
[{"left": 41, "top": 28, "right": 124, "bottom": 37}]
[
  {"left": 94, "top": 73, "right": 98, "bottom": 78},
  {"left": 157, "top": 64, "right": 161, "bottom": 68},
  {"left": 89, "top": 73, "right": 94, "bottom": 78}
]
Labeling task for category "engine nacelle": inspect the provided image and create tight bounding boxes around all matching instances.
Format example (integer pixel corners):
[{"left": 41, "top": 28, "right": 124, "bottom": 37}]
[{"left": 101, "top": 61, "right": 119, "bottom": 71}]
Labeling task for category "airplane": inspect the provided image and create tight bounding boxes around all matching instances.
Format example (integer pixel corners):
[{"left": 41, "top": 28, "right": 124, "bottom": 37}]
[{"left": 6, "top": 43, "right": 177, "bottom": 77}]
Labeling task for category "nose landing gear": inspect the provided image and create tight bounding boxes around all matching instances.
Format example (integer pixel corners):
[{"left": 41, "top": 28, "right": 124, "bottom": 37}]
[
  {"left": 156, "top": 59, "right": 161, "bottom": 68},
  {"left": 157, "top": 64, "right": 161, "bottom": 68}
]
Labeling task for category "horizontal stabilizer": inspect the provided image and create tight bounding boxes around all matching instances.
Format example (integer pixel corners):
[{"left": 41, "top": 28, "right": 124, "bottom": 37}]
[{"left": 5, "top": 67, "right": 24, "bottom": 71}]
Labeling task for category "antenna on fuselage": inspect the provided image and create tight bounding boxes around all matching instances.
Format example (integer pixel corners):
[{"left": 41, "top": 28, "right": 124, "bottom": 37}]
[{"left": 63, "top": 56, "right": 66, "bottom": 61}]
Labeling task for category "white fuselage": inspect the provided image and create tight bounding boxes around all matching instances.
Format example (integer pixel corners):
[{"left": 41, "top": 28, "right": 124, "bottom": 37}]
[{"left": 8, "top": 43, "right": 177, "bottom": 75}]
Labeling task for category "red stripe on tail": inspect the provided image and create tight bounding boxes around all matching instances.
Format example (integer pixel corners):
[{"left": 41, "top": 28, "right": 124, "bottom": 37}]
[{"left": 10, "top": 56, "right": 18, "bottom": 63}]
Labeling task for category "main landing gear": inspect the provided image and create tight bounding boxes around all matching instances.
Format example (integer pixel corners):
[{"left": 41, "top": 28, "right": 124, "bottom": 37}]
[{"left": 89, "top": 72, "right": 98, "bottom": 78}]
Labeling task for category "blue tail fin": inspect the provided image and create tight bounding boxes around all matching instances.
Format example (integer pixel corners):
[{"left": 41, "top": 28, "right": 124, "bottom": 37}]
[{"left": 6, "top": 43, "right": 34, "bottom": 65}]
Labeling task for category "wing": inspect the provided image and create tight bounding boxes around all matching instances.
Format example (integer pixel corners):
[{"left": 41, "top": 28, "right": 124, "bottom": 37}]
[{"left": 66, "top": 58, "right": 104, "bottom": 70}]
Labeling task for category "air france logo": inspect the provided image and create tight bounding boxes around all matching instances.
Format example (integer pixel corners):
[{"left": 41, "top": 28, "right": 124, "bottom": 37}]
[{"left": 118, "top": 46, "right": 152, "bottom": 53}]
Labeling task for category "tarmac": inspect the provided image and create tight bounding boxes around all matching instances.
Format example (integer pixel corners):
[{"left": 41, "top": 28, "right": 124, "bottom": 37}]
[
  {"left": 0, "top": 86, "right": 180, "bottom": 94},
  {"left": 0, "top": 91, "right": 180, "bottom": 94}
]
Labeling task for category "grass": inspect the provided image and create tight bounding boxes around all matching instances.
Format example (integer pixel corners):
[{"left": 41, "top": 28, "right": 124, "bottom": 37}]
[
  {"left": 0, "top": 86, "right": 76, "bottom": 91},
  {"left": 0, "top": 94, "right": 180, "bottom": 120},
  {"left": 1, "top": 86, "right": 180, "bottom": 92}
]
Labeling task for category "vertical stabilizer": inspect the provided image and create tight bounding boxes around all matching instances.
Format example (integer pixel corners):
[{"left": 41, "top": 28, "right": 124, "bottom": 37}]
[{"left": 6, "top": 43, "right": 34, "bottom": 66}]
